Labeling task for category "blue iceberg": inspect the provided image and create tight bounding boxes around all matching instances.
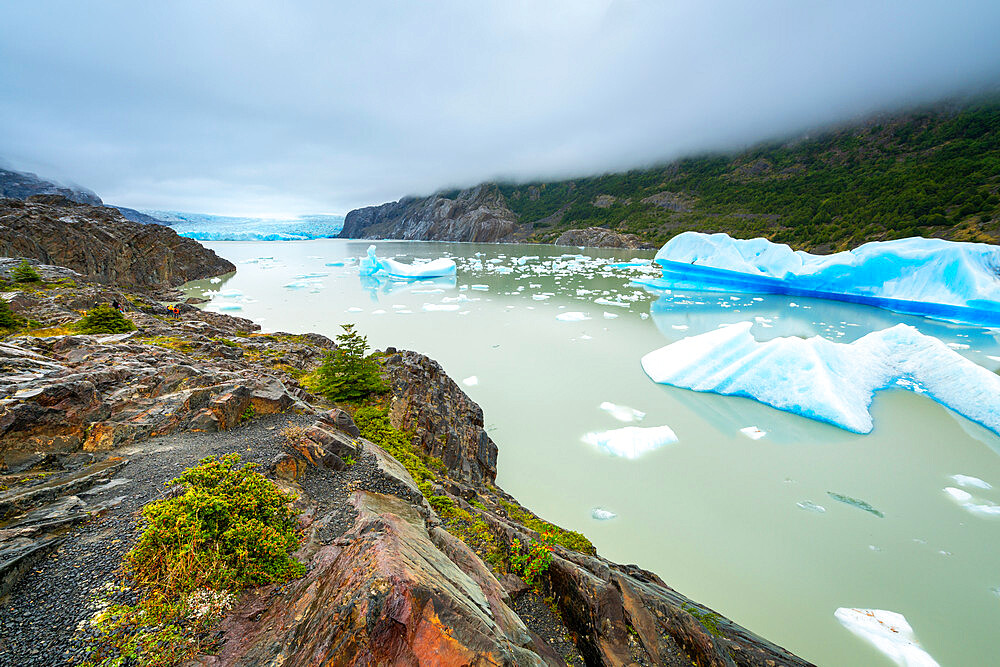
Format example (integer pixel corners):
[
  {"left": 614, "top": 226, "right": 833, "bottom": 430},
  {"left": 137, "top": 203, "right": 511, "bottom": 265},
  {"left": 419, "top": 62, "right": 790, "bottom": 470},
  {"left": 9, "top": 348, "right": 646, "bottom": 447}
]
[
  {"left": 359, "top": 245, "right": 457, "bottom": 279},
  {"left": 641, "top": 322, "right": 1000, "bottom": 435},
  {"left": 637, "top": 232, "right": 1000, "bottom": 326}
]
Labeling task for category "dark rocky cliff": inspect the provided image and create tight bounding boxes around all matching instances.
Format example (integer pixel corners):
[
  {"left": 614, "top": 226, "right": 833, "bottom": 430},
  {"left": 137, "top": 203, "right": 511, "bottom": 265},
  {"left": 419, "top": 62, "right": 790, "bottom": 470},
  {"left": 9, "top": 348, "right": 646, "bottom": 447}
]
[
  {"left": 0, "top": 167, "right": 102, "bottom": 206},
  {"left": 0, "top": 195, "right": 234, "bottom": 287},
  {"left": 339, "top": 183, "right": 529, "bottom": 243}
]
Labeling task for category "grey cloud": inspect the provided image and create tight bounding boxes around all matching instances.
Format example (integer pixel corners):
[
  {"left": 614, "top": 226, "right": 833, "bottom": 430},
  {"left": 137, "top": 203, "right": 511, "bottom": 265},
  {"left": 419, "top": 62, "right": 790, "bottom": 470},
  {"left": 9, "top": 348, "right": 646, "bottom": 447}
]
[{"left": 0, "top": 0, "right": 998, "bottom": 215}]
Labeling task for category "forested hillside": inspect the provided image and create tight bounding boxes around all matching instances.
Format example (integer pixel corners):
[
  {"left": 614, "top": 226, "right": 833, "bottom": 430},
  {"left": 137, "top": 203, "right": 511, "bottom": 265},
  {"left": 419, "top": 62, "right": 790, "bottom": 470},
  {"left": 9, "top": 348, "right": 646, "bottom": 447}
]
[{"left": 490, "top": 97, "right": 1000, "bottom": 251}]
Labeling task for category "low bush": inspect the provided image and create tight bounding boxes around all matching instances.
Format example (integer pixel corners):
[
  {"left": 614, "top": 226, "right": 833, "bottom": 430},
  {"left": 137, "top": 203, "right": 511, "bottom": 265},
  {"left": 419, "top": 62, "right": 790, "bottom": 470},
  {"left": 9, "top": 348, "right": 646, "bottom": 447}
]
[
  {"left": 11, "top": 259, "right": 42, "bottom": 283},
  {"left": 82, "top": 454, "right": 304, "bottom": 666}
]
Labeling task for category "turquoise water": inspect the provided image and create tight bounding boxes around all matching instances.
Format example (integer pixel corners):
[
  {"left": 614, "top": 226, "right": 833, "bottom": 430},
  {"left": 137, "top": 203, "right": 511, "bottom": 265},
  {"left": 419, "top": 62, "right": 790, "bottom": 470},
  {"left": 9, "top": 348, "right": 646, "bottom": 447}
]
[{"left": 185, "top": 239, "right": 1000, "bottom": 667}]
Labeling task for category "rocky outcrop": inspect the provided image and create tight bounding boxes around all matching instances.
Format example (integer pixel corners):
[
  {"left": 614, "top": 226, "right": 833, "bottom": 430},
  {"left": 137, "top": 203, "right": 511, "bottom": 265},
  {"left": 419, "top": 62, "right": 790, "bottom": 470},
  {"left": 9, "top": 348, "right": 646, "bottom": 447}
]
[
  {"left": 0, "top": 271, "right": 813, "bottom": 666},
  {"left": 339, "top": 183, "right": 528, "bottom": 243},
  {"left": 382, "top": 349, "right": 498, "bottom": 485},
  {"left": 0, "top": 196, "right": 234, "bottom": 287},
  {"left": 0, "top": 168, "right": 102, "bottom": 206},
  {"left": 555, "top": 227, "right": 655, "bottom": 249}
]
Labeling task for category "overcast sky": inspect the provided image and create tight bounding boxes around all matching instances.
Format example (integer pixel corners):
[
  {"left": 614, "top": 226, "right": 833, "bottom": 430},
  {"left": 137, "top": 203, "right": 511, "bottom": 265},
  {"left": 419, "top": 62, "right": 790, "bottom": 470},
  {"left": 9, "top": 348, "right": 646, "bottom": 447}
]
[{"left": 1, "top": 1, "right": 999, "bottom": 216}]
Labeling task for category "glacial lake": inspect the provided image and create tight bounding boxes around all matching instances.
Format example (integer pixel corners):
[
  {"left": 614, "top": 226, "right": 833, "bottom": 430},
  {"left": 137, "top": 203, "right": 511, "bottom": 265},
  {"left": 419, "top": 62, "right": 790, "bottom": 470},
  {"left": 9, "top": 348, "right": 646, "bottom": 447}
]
[{"left": 184, "top": 239, "right": 1000, "bottom": 667}]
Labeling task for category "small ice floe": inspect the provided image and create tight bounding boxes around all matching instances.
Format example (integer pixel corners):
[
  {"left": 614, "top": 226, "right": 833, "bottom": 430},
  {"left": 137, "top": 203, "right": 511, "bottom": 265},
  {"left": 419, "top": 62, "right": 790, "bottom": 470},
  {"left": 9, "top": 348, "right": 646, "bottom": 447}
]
[
  {"left": 462, "top": 376, "right": 479, "bottom": 386},
  {"left": 640, "top": 313, "right": 649, "bottom": 319},
  {"left": 595, "top": 297, "right": 630, "bottom": 308},
  {"left": 532, "top": 294, "right": 550, "bottom": 300},
  {"left": 828, "top": 492, "right": 884, "bottom": 518},
  {"left": 471, "top": 284, "right": 489, "bottom": 291},
  {"left": 283, "top": 280, "right": 309, "bottom": 289},
  {"left": 372, "top": 309, "right": 386, "bottom": 315},
  {"left": 988, "top": 355, "right": 1000, "bottom": 362},
  {"left": 943, "top": 487, "right": 1000, "bottom": 517},
  {"left": 219, "top": 288, "right": 243, "bottom": 298},
  {"left": 582, "top": 425, "right": 678, "bottom": 459},
  {"left": 294, "top": 272, "right": 328, "bottom": 279},
  {"left": 412, "top": 288, "right": 444, "bottom": 294},
  {"left": 599, "top": 401, "right": 646, "bottom": 422},
  {"left": 396, "top": 309, "right": 413, "bottom": 314},
  {"left": 740, "top": 426, "right": 767, "bottom": 440},
  {"left": 951, "top": 474, "right": 992, "bottom": 490},
  {"left": 671, "top": 324, "right": 689, "bottom": 331},
  {"left": 324, "top": 260, "right": 345, "bottom": 266},
  {"left": 556, "top": 312, "right": 590, "bottom": 322},
  {"left": 422, "top": 303, "right": 460, "bottom": 312},
  {"left": 210, "top": 277, "right": 221, "bottom": 284},
  {"left": 796, "top": 501, "right": 826, "bottom": 513},
  {"left": 215, "top": 303, "right": 243, "bottom": 311},
  {"left": 947, "top": 342, "right": 971, "bottom": 350},
  {"left": 346, "top": 307, "right": 363, "bottom": 313},
  {"left": 603, "top": 312, "right": 619, "bottom": 319},
  {"left": 834, "top": 608, "right": 940, "bottom": 667},
  {"left": 591, "top": 508, "right": 617, "bottom": 521}
]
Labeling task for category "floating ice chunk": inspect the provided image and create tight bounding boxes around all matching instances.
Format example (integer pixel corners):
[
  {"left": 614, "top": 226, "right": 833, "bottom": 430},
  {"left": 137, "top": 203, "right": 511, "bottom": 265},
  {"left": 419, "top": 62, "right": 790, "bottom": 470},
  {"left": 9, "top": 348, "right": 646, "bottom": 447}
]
[
  {"left": 796, "top": 501, "right": 826, "bottom": 513},
  {"left": 214, "top": 303, "right": 243, "bottom": 311},
  {"left": 640, "top": 313, "right": 649, "bottom": 319},
  {"left": 644, "top": 231, "right": 1000, "bottom": 326},
  {"left": 346, "top": 307, "right": 363, "bottom": 313},
  {"left": 423, "top": 303, "right": 460, "bottom": 312},
  {"left": 358, "top": 245, "right": 456, "bottom": 278},
  {"left": 324, "top": 260, "right": 345, "bottom": 266},
  {"left": 294, "top": 272, "right": 328, "bottom": 278},
  {"left": 943, "top": 487, "right": 1000, "bottom": 517},
  {"left": 471, "top": 284, "right": 489, "bottom": 291},
  {"left": 219, "top": 288, "right": 242, "bottom": 298},
  {"left": 283, "top": 280, "right": 309, "bottom": 289},
  {"left": 462, "top": 376, "right": 479, "bottom": 386},
  {"left": 595, "top": 297, "right": 630, "bottom": 308},
  {"left": 834, "top": 608, "right": 940, "bottom": 667},
  {"left": 372, "top": 309, "right": 386, "bottom": 315},
  {"left": 599, "top": 401, "right": 646, "bottom": 422},
  {"left": 671, "top": 324, "right": 689, "bottom": 330},
  {"left": 582, "top": 425, "right": 678, "bottom": 459},
  {"left": 532, "top": 294, "right": 550, "bottom": 300},
  {"left": 516, "top": 255, "right": 539, "bottom": 265},
  {"left": 591, "top": 508, "right": 617, "bottom": 520},
  {"left": 556, "top": 312, "right": 591, "bottom": 322},
  {"left": 828, "top": 492, "right": 884, "bottom": 518},
  {"left": 740, "top": 426, "right": 766, "bottom": 440},
  {"left": 640, "top": 321, "right": 1000, "bottom": 435},
  {"left": 951, "top": 474, "right": 992, "bottom": 490},
  {"left": 988, "top": 355, "right": 1000, "bottom": 362},
  {"left": 603, "top": 312, "right": 619, "bottom": 319}
]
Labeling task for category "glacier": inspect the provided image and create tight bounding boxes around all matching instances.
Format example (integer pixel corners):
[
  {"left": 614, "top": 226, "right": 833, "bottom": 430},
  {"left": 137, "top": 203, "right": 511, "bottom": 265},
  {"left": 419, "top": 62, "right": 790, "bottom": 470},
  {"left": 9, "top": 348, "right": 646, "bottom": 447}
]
[
  {"left": 640, "top": 322, "right": 1000, "bottom": 435},
  {"left": 145, "top": 210, "right": 344, "bottom": 241},
  {"left": 359, "top": 245, "right": 456, "bottom": 279},
  {"left": 637, "top": 232, "right": 1000, "bottom": 326}
]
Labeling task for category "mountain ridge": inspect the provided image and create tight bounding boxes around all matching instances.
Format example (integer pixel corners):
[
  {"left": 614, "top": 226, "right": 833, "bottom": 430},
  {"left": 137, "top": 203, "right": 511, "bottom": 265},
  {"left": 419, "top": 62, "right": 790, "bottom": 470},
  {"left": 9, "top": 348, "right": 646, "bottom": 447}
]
[{"left": 341, "top": 97, "right": 1000, "bottom": 251}]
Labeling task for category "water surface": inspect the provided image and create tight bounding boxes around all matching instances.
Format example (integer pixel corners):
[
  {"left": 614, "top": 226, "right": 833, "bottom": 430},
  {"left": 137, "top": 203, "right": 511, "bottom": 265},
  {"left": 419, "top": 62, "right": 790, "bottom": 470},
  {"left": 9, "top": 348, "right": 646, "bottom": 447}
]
[{"left": 185, "top": 239, "right": 1000, "bottom": 667}]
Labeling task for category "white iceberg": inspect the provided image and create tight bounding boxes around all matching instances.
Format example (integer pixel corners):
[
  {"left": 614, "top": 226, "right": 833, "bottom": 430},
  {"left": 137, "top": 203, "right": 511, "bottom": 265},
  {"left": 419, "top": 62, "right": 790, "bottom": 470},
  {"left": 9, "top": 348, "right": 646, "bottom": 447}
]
[
  {"left": 599, "top": 401, "right": 646, "bottom": 422},
  {"left": 834, "top": 608, "right": 940, "bottom": 667},
  {"left": 358, "top": 245, "right": 456, "bottom": 279},
  {"left": 591, "top": 508, "right": 617, "bottom": 520},
  {"left": 950, "top": 474, "right": 992, "bottom": 490},
  {"left": 462, "top": 376, "right": 479, "bottom": 386},
  {"left": 641, "top": 321, "right": 1000, "bottom": 435},
  {"left": 556, "top": 312, "right": 591, "bottom": 322},
  {"left": 423, "top": 303, "right": 460, "bottom": 312},
  {"left": 943, "top": 487, "right": 1000, "bottom": 517},
  {"left": 740, "top": 426, "right": 767, "bottom": 440},
  {"left": 640, "top": 231, "right": 1000, "bottom": 326},
  {"left": 582, "top": 425, "right": 678, "bottom": 459}
]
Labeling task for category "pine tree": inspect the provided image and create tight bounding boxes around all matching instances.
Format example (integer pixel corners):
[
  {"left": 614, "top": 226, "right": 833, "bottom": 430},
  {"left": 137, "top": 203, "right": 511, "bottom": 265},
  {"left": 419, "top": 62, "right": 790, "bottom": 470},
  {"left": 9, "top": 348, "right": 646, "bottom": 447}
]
[
  {"left": 11, "top": 260, "right": 42, "bottom": 283},
  {"left": 0, "top": 299, "right": 24, "bottom": 332},
  {"left": 77, "top": 304, "right": 136, "bottom": 334},
  {"left": 313, "top": 324, "right": 387, "bottom": 401}
]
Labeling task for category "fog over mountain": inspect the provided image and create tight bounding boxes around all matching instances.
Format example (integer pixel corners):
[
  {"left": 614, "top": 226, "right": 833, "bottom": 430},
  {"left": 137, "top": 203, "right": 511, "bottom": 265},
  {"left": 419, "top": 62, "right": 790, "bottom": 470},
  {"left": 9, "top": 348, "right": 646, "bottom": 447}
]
[{"left": 1, "top": 1, "right": 998, "bottom": 216}]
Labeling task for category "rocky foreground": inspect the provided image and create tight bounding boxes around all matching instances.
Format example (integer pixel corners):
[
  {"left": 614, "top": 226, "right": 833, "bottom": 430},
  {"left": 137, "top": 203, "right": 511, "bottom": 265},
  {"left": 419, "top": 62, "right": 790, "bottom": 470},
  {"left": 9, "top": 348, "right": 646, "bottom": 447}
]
[{"left": 0, "top": 264, "right": 812, "bottom": 666}]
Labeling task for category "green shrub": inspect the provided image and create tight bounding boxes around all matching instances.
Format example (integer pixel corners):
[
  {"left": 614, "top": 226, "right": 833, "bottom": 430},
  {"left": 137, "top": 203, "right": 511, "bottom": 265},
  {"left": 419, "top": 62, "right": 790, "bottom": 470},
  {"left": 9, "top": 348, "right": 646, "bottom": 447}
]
[
  {"left": 77, "top": 304, "right": 136, "bottom": 334},
  {"left": 509, "top": 532, "right": 555, "bottom": 588},
  {"left": 10, "top": 259, "right": 41, "bottom": 283},
  {"left": 311, "top": 324, "right": 387, "bottom": 401},
  {"left": 0, "top": 299, "right": 24, "bottom": 332},
  {"left": 83, "top": 454, "right": 303, "bottom": 666}
]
